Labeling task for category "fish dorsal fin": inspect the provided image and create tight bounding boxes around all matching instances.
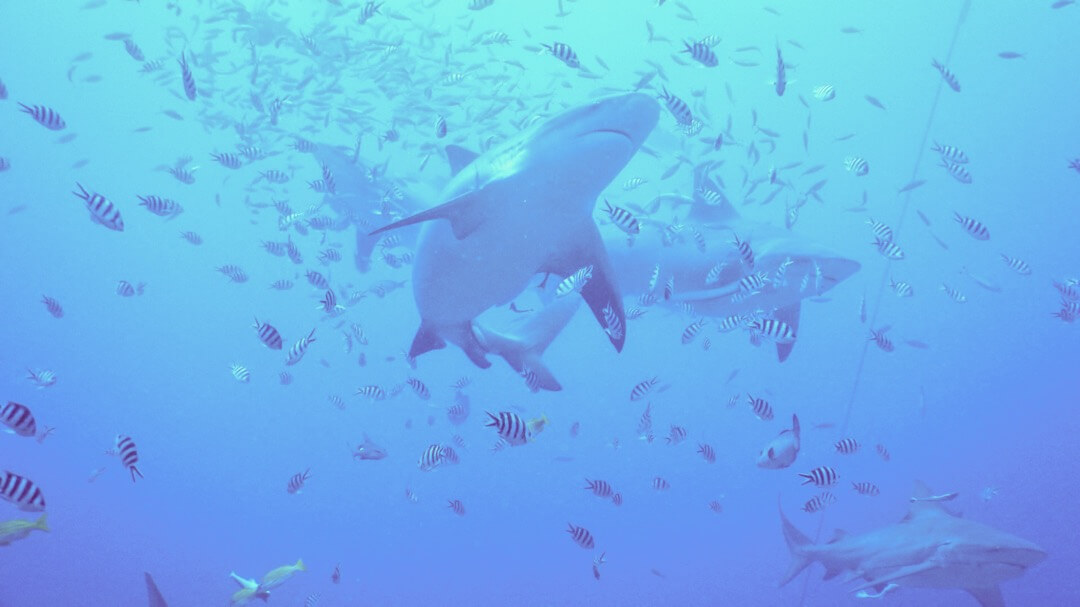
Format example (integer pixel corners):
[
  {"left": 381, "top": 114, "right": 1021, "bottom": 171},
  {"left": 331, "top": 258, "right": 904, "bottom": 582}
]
[
  {"left": 827, "top": 529, "right": 848, "bottom": 544},
  {"left": 446, "top": 145, "right": 480, "bottom": 177}
]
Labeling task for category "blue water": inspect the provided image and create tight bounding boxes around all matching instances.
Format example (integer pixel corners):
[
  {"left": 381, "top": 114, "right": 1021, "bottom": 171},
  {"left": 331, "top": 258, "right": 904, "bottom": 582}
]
[{"left": 1, "top": 1, "right": 1078, "bottom": 605}]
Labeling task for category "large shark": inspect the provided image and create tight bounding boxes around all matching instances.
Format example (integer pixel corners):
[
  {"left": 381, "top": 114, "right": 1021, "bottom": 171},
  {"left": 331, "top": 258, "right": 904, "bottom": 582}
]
[
  {"left": 368, "top": 93, "right": 660, "bottom": 384},
  {"left": 780, "top": 482, "right": 1046, "bottom": 606}
]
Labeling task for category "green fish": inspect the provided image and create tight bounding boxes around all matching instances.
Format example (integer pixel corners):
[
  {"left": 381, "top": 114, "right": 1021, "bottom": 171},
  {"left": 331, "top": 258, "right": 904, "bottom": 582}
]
[
  {"left": 258, "top": 558, "right": 305, "bottom": 592},
  {"left": 0, "top": 513, "right": 48, "bottom": 546}
]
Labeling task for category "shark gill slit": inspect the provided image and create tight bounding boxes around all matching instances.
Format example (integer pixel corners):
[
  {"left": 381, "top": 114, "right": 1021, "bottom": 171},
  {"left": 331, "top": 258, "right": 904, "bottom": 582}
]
[{"left": 796, "top": 2, "right": 974, "bottom": 605}]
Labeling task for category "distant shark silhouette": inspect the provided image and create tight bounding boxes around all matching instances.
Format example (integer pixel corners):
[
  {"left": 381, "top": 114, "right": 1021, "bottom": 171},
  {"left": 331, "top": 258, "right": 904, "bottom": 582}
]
[
  {"left": 368, "top": 93, "right": 660, "bottom": 385},
  {"left": 780, "top": 482, "right": 1045, "bottom": 606},
  {"left": 144, "top": 572, "right": 168, "bottom": 607}
]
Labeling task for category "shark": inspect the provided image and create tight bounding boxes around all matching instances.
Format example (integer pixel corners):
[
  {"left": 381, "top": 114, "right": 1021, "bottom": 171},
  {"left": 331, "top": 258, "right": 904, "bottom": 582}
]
[
  {"left": 368, "top": 93, "right": 660, "bottom": 385},
  {"left": 780, "top": 482, "right": 1046, "bottom": 606}
]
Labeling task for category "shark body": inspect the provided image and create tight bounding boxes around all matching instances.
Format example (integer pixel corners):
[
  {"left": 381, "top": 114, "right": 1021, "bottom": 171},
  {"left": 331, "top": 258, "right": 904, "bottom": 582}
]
[{"left": 780, "top": 482, "right": 1045, "bottom": 606}]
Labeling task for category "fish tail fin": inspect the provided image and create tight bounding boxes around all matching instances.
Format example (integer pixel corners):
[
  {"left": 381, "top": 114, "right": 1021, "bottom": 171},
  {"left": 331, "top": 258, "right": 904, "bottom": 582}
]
[
  {"left": 295, "top": 558, "right": 306, "bottom": 571},
  {"left": 131, "top": 466, "right": 143, "bottom": 482},
  {"left": 778, "top": 500, "right": 815, "bottom": 586},
  {"left": 35, "top": 512, "right": 49, "bottom": 531}
]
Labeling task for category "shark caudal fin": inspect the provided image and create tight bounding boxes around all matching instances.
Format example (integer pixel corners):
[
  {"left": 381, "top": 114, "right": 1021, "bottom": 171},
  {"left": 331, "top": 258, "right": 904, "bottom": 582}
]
[
  {"left": 778, "top": 501, "right": 815, "bottom": 587},
  {"left": 144, "top": 572, "right": 169, "bottom": 607},
  {"left": 472, "top": 296, "right": 583, "bottom": 392}
]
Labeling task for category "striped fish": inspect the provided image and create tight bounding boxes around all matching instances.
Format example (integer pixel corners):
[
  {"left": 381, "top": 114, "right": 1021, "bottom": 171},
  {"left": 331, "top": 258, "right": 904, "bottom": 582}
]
[
  {"left": 682, "top": 41, "right": 718, "bottom": 67},
  {"left": 636, "top": 403, "right": 653, "bottom": 437},
  {"left": 750, "top": 319, "right": 796, "bottom": 344},
  {"left": 447, "top": 499, "right": 465, "bottom": 516},
  {"left": 799, "top": 466, "right": 839, "bottom": 487},
  {"left": 484, "top": 411, "right": 540, "bottom": 446},
  {"left": 738, "top": 272, "right": 768, "bottom": 295},
  {"left": 931, "top": 141, "right": 969, "bottom": 164},
  {"left": 868, "top": 328, "right": 895, "bottom": 352},
  {"left": 178, "top": 52, "right": 197, "bottom": 100},
  {"left": 585, "top": 479, "right": 614, "bottom": 498},
  {"left": 116, "top": 280, "right": 138, "bottom": 297},
  {"left": 835, "top": 438, "right": 861, "bottom": 454},
  {"left": 663, "top": 276, "right": 675, "bottom": 301},
  {"left": 941, "top": 283, "right": 968, "bottom": 303},
  {"left": 0, "top": 471, "right": 46, "bottom": 511},
  {"left": 434, "top": 115, "right": 447, "bottom": 139},
  {"left": 659, "top": 87, "right": 693, "bottom": 125},
  {"left": 217, "top": 265, "right": 248, "bottom": 283},
  {"left": 866, "top": 218, "right": 894, "bottom": 242},
  {"left": 279, "top": 371, "right": 293, "bottom": 386},
  {"left": 270, "top": 280, "right": 293, "bottom": 290},
  {"left": 318, "top": 248, "right": 343, "bottom": 264},
  {"left": 652, "top": 476, "right": 670, "bottom": 491},
  {"left": 306, "top": 271, "right": 329, "bottom": 289},
  {"left": 708, "top": 500, "right": 724, "bottom": 513},
  {"left": 253, "top": 318, "right": 284, "bottom": 350},
  {"left": 718, "top": 314, "right": 744, "bottom": 333},
  {"left": 259, "top": 169, "right": 290, "bottom": 184},
  {"left": 357, "top": 1, "right": 381, "bottom": 23},
  {"left": 180, "top": 231, "right": 202, "bottom": 245},
  {"left": 611, "top": 493, "right": 623, "bottom": 506},
  {"left": 665, "top": 425, "right": 687, "bottom": 445},
  {"left": 1000, "top": 254, "right": 1032, "bottom": 275},
  {"left": 556, "top": 265, "right": 593, "bottom": 297},
  {"left": 286, "top": 469, "right": 310, "bottom": 494},
  {"left": 876, "top": 443, "right": 891, "bottom": 462},
  {"left": 230, "top": 363, "right": 250, "bottom": 383},
  {"left": 623, "top": 177, "right": 647, "bottom": 190},
  {"left": 26, "top": 369, "right": 56, "bottom": 389},
  {"left": 873, "top": 237, "right": 904, "bottom": 260},
  {"left": 284, "top": 329, "right": 316, "bottom": 365},
  {"left": 697, "top": 443, "right": 716, "bottom": 463},
  {"left": 73, "top": 182, "right": 124, "bottom": 231},
  {"left": 137, "top": 195, "right": 183, "bottom": 218},
  {"left": 747, "top": 394, "right": 774, "bottom": 421},
  {"left": 542, "top": 42, "right": 579, "bottom": 68},
  {"left": 852, "top": 481, "right": 881, "bottom": 496},
  {"left": 680, "top": 319, "right": 707, "bottom": 344},
  {"left": 802, "top": 492, "right": 837, "bottom": 513},
  {"left": 114, "top": 435, "right": 144, "bottom": 482},
  {"left": 18, "top": 103, "right": 65, "bottom": 130},
  {"left": 889, "top": 278, "right": 914, "bottom": 298},
  {"left": 355, "top": 385, "right": 387, "bottom": 400},
  {"left": 812, "top": 84, "right": 836, "bottom": 101},
  {"left": 567, "top": 523, "right": 595, "bottom": 549},
  {"left": 318, "top": 290, "right": 337, "bottom": 313},
  {"left": 732, "top": 234, "right": 755, "bottom": 267},
  {"left": 211, "top": 152, "right": 243, "bottom": 169},
  {"left": 953, "top": 213, "right": 990, "bottom": 240},
  {"left": 940, "top": 160, "right": 973, "bottom": 183},
  {"left": 406, "top": 377, "right": 430, "bottom": 400},
  {"left": 601, "top": 200, "right": 640, "bottom": 236},
  {"left": 630, "top": 377, "right": 660, "bottom": 401},
  {"left": 931, "top": 58, "right": 961, "bottom": 92},
  {"left": 418, "top": 443, "right": 444, "bottom": 471},
  {"left": 705, "top": 261, "right": 727, "bottom": 285},
  {"left": 468, "top": 0, "right": 493, "bottom": 9},
  {"left": 41, "top": 296, "right": 63, "bottom": 318},
  {"left": 0, "top": 402, "right": 37, "bottom": 437},
  {"left": 844, "top": 156, "right": 870, "bottom": 176},
  {"left": 601, "top": 303, "right": 623, "bottom": 341}
]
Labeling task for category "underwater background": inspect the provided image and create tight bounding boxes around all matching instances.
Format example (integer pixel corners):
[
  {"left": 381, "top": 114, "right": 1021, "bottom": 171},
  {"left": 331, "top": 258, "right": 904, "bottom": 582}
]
[{"left": 0, "top": 0, "right": 1077, "bottom": 605}]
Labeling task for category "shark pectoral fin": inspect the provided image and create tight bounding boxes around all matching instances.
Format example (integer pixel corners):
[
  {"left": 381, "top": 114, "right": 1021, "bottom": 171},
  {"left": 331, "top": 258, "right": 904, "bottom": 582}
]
[
  {"left": 822, "top": 566, "right": 844, "bottom": 581},
  {"left": 544, "top": 221, "right": 626, "bottom": 351},
  {"left": 445, "top": 145, "right": 480, "bottom": 176},
  {"left": 774, "top": 302, "right": 800, "bottom": 362},
  {"left": 369, "top": 190, "right": 487, "bottom": 240},
  {"left": 967, "top": 586, "right": 1005, "bottom": 607},
  {"left": 409, "top": 322, "right": 447, "bottom": 358}
]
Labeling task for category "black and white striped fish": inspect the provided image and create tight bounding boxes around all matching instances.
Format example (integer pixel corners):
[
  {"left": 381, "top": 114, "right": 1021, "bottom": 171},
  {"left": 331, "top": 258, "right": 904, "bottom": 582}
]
[
  {"left": 682, "top": 41, "right": 718, "bottom": 67},
  {"left": 556, "top": 265, "right": 593, "bottom": 297},
  {"left": 286, "top": 469, "right": 310, "bottom": 494},
  {"left": 931, "top": 141, "right": 969, "bottom": 164},
  {"left": 211, "top": 152, "right": 243, "bottom": 169},
  {"left": 802, "top": 492, "right": 837, "bottom": 513},
  {"left": 355, "top": 385, "right": 387, "bottom": 400},
  {"left": 230, "top": 363, "right": 251, "bottom": 383},
  {"left": 285, "top": 329, "right": 317, "bottom": 365},
  {"left": 697, "top": 443, "right": 716, "bottom": 463},
  {"left": 799, "top": 466, "right": 839, "bottom": 487},
  {"left": 630, "top": 377, "right": 660, "bottom": 401},
  {"left": 602, "top": 303, "right": 623, "bottom": 341},
  {"left": 852, "top": 481, "right": 880, "bottom": 496},
  {"left": 873, "top": 237, "right": 905, "bottom": 260},
  {"left": 665, "top": 425, "right": 688, "bottom": 445},
  {"left": 659, "top": 87, "right": 693, "bottom": 125},
  {"left": 279, "top": 371, "right": 293, "bottom": 386},
  {"left": 270, "top": 280, "right": 293, "bottom": 291},
  {"left": 180, "top": 231, "right": 202, "bottom": 245},
  {"left": 747, "top": 394, "right": 774, "bottom": 421},
  {"left": 357, "top": 1, "right": 382, "bottom": 23},
  {"left": 652, "top": 476, "right": 670, "bottom": 491},
  {"left": 876, "top": 443, "right": 891, "bottom": 462},
  {"left": 737, "top": 272, "right": 768, "bottom": 295},
  {"left": 680, "top": 319, "right": 707, "bottom": 344},
  {"left": 447, "top": 499, "right": 465, "bottom": 516},
  {"left": 732, "top": 234, "right": 755, "bottom": 267},
  {"left": 406, "top": 377, "right": 430, "bottom": 400},
  {"left": 18, "top": 103, "right": 65, "bottom": 130},
  {"left": 718, "top": 314, "right": 744, "bottom": 333},
  {"left": 178, "top": 52, "right": 197, "bottom": 100},
  {"left": 418, "top": 443, "right": 444, "bottom": 471},
  {"left": 889, "top": 278, "right": 914, "bottom": 298},
  {"left": 114, "top": 435, "right": 144, "bottom": 482},
  {"left": 318, "top": 290, "right": 338, "bottom": 314},
  {"left": 868, "top": 328, "right": 894, "bottom": 352},
  {"left": 941, "top": 283, "right": 968, "bottom": 303},
  {"left": 253, "top": 318, "right": 284, "bottom": 350},
  {"left": 542, "top": 42, "right": 580, "bottom": 68},
  {"left": 0, "top": 402, "right": 36, "bottom": 437},
  {"left": 585, "top": 479, "right": 614, "bottom": 498},
  {"left": 835, "top": 438, "right": 861, "bottom": 454},
  {"left": 931, "top": 59, "right": 961, "bottom": 92},
  {"left": 217, "top": 265, "right": 248, "bottom": 283},
  {"left": 73, "top": 182, "right": 124, "bottom": 231},
  {"left": 0, "top": 471, "right": 46, "bottom": 511},
  {"left": 601, "top": 200, "right": 640, "bottom": 236},
  {"left": 137, "top": 195, "right": 183, "bottom": 218},
  {"left": 750, "top": 319, "right": 796, "bottom": 344},
  {"left": 953, "top": 213, "right": 990, "bottom": 240},
  {"left": 41, "top": 295, "right": 63, "bottom": 318},
  {"left": 844, "top": 156, "right": 870, "bottom": 176},
  {"left": 306, "top": 271, "right": 329, "bottom": 290},
  {"left": 484, "top": 411, "right": 540, "bottom": 446},
  {"left": 1000, "top": 254, "right": 1031, "bottom": 275},
  {"left": 116, "top": 280, "right": 144, "bottom": 297},
  {"left": 468, "top": 0, "right": 493, "bottom": 9},
  {"left": 866, "top": 218, "right": 894, "bottom": 242},
  {"left": 567, "top": 523, "right": 595, "bottom": 548},
  {"left": 940, "top": 160, "right": 973, "bottom": 183},
  {"left": 259, "top": 169, "right": 290, "bottom": 184}
]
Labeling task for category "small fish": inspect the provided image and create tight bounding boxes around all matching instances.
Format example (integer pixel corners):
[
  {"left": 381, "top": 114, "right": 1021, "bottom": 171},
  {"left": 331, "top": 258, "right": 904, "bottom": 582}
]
[
  {"left": 0, "top": 472, "right": 46, "bottom": 511},
  {"left": 113, "top": 434, "right": 144, "bottom": 482},
  {"left": 542, "top": 42, "right": 580, "bottom": 68},
  {"left": 0, "top": 402, "right": 37, "bottom": 437},
  {"left": 697, "top": 443, "right": 716, "bottom": 463},
  {"left": 252, "top": 318, "right": 284, "bottom": 350},
  {"left": 556, "top": 265, "right": 593, "bottom": 297},
  {"left": 799, "top": 466, "right": 839, "bottom": 487},
  {"left": 567, "top": 523, "right": 595, "bottom": 549},
  {"left": 941, "top": 283, "right": 968, "bottom": 303},
  {"left": 953, "top": 213, "right": 990, "bottom": 240},
  {"left": 940, "top": 160, "right": 973, "bottom": 184},
  {"left": 286, "top": 469, "right": 311, "bottom": 494},
  {"left": 659, "top": 87, "right": 693, "bottom": 125},
  {"left": 682, "top": 40, "right": 718, "bottom": 67},
  {"left": 73, "top": 182, "right": 124, "bottom": 231},
  {"left": 285, "top": 330, "right": 317, "bottom": 365},
  {"left": 331, "top": 564, "right": 340, "bottom": 584},
  {"left": 844, "top": 156, "right": 870, "bottom": 176},
  {"left": 1000, "top": 254, "right": 1032, "bottom": 275},
  {"left": 864, "top": 95, "right": 886, "bottom": 110},
  {"left": 178, "top": 52, "right": 197, "bottom": 100},
  {"left": 897, "top": 179, "right": 926, "bottom": 193},
  {"left": 868, "top": 327, "right": 895, "bottom": 352},
  {"left": 747, "top": 394, "right": 774, "bottom": 421},
  {"left": 601, "top": 200, "right": 640, "bottom": 236},
  {"left": 802, "top": 492, "right": 837, "bottom": 513},
  {"left": 931, "top": 58, "right": 961, "bottom": 92},
  {"left": 876, "top": 443, "right": 891, "bottom": 462},
  {"left": 41, "top": 295, "right": 64, "bottom": 318},
  {"left": 447, "top": 499, "right": 466, "bottom": 516},
  {"left": 652, "top": 476, "right": 670, "bottom": 491},
  {"left": 18, "top": 103, "right": 66, "bottom": 130},
  {"left": 834, "top": 438, "right": 861, "bottom": 454}
]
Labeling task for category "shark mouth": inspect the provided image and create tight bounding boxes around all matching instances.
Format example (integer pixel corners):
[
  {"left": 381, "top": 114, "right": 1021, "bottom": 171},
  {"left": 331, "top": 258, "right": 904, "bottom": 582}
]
[{"left": 584, "top": 128, "right": 636, "bottom": 143}]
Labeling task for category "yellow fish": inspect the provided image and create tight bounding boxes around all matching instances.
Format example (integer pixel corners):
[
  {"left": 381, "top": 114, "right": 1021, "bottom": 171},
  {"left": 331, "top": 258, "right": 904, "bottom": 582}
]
[
  {"left": 258, "top": 558, "right": 305, "bottom": 592},
  {"left": 0, "top": 513, "right": 48, "bottom": 545}
]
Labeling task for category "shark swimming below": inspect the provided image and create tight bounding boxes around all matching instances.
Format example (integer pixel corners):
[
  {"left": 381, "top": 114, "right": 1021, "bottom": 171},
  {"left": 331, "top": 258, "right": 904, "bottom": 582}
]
[
  {"left": 780, "top": 482, "right": 1046, "bottom": 606},
  {"left": 369, "top": 93, "right": 660, "bottom": 386}
]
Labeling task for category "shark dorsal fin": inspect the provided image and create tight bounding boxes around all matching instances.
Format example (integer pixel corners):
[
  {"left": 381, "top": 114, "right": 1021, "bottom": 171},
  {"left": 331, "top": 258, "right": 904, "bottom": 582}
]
[
  {"left": 145, "top": 572, "right": 169, "bottom": 607},
  {"left": 446, "top": 145, "right": 480, "bottom": 177},
  {"left": 903, "top": 480, "right": 956, "bottom": 521},
  {"left": 827, "top": 529, "right": 848, "bottom": 544}
]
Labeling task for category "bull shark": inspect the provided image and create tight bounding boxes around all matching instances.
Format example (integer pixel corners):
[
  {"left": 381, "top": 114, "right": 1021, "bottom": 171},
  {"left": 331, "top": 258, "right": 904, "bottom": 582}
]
[
  {"left": 368, "top": 93, "right": 660, "bottom": 384},
  {"left": 780, "top": 482, "right": 1046, "bottom": 606}
]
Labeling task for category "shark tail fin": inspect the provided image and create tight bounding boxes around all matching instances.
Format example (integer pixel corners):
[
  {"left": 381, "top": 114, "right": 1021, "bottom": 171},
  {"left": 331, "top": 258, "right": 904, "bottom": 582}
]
[{"left": 778, "top": 501, "right": 815, "bottom": 587}]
